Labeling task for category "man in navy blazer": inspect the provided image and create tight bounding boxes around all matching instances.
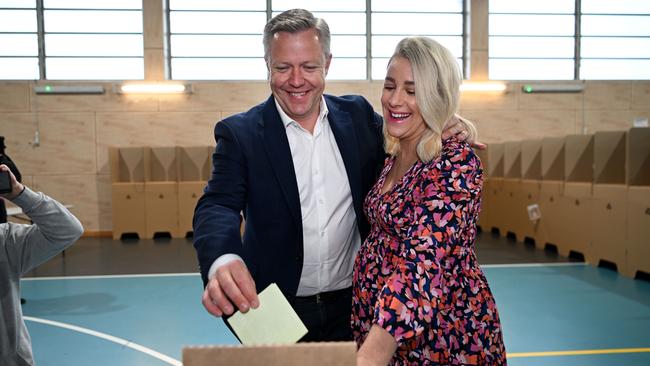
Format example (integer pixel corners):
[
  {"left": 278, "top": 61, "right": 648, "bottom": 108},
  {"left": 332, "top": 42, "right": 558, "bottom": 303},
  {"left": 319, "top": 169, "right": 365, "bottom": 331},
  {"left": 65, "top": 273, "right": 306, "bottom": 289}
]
[{"left": 193, "top": 9, "right": 471, "bottom": 342}]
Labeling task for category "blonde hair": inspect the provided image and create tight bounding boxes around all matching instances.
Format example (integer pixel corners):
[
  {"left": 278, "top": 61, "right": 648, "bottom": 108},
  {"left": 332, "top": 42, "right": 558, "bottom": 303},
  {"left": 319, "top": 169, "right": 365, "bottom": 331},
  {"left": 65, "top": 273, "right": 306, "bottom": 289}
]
[{"left": 383, "top": 37, "right": 477, "bottom": 162}]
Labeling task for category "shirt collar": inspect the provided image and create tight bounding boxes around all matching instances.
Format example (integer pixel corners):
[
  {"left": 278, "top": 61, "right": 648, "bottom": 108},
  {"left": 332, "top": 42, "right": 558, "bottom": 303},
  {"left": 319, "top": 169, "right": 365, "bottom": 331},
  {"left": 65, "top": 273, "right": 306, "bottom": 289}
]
[{"left": 274, "top": 96, "right": 329, "bottom": 130}]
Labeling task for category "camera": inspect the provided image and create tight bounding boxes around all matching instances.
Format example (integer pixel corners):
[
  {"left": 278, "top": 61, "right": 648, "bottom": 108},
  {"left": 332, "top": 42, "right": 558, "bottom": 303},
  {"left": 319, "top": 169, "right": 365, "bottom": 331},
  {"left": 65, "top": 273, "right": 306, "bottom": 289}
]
[{"left": 0, "top": 171, "right": 12, "bottom": 194}]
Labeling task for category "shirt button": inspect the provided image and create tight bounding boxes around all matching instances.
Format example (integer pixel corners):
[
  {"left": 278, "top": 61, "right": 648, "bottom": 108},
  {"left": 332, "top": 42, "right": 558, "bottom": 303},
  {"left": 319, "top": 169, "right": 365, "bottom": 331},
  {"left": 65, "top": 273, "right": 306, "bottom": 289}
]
[
  {"left": 318, "top": 199, "right": 324, "bottom": 204},
  {"left": 320, "top": 231, "right": 325, "bottom": 237}
]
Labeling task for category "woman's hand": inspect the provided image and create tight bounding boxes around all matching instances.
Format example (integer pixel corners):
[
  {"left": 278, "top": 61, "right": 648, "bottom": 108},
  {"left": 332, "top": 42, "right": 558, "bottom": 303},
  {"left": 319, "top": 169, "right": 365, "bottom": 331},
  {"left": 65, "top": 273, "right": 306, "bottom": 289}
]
[
  {"left": 357, "top": 325, "right": 398, "bottom": 366},
  {"left": 441, "top": 114, "right": 487, "bottom": 150}
]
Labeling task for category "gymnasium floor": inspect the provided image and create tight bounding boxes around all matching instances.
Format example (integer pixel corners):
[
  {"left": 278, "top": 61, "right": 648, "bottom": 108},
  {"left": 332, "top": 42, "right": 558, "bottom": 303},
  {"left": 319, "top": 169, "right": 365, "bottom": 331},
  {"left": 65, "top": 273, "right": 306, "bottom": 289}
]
[{"left": 21, "top": 233, "right": 650, "bottom": 366}]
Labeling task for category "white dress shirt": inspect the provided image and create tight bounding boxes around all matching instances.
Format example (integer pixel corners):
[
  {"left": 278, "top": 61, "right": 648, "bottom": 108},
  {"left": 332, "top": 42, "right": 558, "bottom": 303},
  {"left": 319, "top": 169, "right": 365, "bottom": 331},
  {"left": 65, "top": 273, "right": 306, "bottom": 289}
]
[{"left": 209, "top": 97, "right": 361, "bottom": 297}]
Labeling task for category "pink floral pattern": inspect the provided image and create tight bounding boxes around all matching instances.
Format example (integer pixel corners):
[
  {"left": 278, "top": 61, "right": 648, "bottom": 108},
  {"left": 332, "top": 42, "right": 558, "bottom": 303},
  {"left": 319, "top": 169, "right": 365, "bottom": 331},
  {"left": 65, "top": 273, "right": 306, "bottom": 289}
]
[{"left": 352, "top": 138, "right": 507, "bottom": 365}]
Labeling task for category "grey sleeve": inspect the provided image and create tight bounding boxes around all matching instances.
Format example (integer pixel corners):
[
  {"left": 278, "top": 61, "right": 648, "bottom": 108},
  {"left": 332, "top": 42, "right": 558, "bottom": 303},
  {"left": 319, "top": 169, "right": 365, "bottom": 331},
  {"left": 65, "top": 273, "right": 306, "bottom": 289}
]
[{"left": 2, "top": 187, "right": 84, "bottom": 275}]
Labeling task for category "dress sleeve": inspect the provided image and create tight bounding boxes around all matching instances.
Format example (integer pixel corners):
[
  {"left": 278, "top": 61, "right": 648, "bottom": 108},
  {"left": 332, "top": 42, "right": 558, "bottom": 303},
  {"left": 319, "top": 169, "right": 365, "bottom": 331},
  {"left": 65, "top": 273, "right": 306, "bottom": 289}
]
[{"left": 373, "top": 139, "right": 483, "bottom": 345}]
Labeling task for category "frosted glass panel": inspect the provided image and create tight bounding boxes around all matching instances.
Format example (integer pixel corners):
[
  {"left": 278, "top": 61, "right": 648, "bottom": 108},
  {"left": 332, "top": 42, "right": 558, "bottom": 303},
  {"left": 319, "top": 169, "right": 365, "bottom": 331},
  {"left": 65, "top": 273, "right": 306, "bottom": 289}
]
[
  {"left": 490, "top": 59, "right": 574, "bottom": 80},
  {"left": 490, "top": 0, "right": 574, "bottom": 13},
  {"left": 44, "top": 10, "right": 142, "bottom": 33},
  {"left": 582, "top": 37, "right": 650, "bottom": 58},
  {"left": 169, "top": 0, "right": 265, "bottom": 11},
  {"left": 0, "top": 34, "right": 38, "bottom": 56},
  {"left": 582, "top": 15, "right": 650, "bottom": 36},
  {"left": 171, "top": 58, "right": 267, "bottom": 80},
  {"left": 371, "top": 0, "right": 462, "bottom": 12},
  {"left": 330, "top": 35, "right": 366, "bottom": 57},
  {"left": 273, "top": 0, "right": 365, "bottom": 11},
  {"left": 372, "top": 36, "right": 462, "bottom": 58},
  {"left": 46, "top": 58, "right": 144, "bottom": 79},
  {"left": 372, "top": 57, "right": 462, "bottom": 80},
  {"left": 44, "top": 0, "right": 141, "bottom": 9},
  {"left": 327, "top": 58, "right": 365, "bottom": 80},
  {"left": 372, "top": 13, "right": 462, "bottom": 35},
  {"left": 170, "top": 12, "right": 265, "bottom": 34},
  {"left": 0, "top": 58, "right": 39, "bottom": 79},
  {"left": 309, "top": 12, "right": 366, "bottom": 34},
  {"left": 490, "top": 37, "right": 574, "bottom": 58},
  {"left": 171, "top": 35, "right": 263, "bottom": 57},
  {"left": 582, "top": 0, "right": 650, "bottom": 14},
  {"left": 0, "top": 0, "right": 35, "bottom": 8},
  {"left": 45, "top": 34, "right": 143, "bottom": 56},
  {"left": 490, "top": 14, "right": 574, "bottom": 36},
  {"left": 0, "top": 10, "right": 37, "bottom": 32},
  {"left": 581, "top": 59, "right": 650, "bottom": 80}
]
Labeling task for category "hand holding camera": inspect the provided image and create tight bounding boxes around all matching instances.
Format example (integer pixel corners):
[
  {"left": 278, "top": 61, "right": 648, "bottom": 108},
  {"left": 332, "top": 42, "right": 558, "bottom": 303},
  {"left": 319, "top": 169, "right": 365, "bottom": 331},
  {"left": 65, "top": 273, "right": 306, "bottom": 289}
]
[{"left": 0, "top": 165, "right": 23, "bottom": 199}]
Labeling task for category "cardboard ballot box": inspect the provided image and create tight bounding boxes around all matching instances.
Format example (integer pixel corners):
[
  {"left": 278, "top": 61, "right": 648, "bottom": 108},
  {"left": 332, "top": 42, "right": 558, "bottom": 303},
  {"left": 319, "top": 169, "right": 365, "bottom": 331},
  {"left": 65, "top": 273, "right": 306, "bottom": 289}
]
[
  {"left": 537, "top": 137, "right": 565, "bottom": 249},
  {"left": 183, "top": 342, "right": 356, "bottom": 366}
]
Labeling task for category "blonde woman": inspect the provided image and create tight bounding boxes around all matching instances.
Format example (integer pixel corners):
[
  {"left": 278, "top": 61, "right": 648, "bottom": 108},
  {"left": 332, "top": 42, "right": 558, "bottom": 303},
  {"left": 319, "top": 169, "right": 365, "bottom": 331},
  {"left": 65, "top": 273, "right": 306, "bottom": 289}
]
[{"left": 352, "top": 37, "right": 507, "bottom": 365}]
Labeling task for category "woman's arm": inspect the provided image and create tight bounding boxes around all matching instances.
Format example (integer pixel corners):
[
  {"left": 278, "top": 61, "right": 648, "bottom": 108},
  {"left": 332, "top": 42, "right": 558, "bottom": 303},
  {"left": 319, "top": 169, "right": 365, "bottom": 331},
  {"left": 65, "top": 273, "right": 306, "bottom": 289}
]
[{"left": 357, "top": 325, "right": 398, "bottom": 366}]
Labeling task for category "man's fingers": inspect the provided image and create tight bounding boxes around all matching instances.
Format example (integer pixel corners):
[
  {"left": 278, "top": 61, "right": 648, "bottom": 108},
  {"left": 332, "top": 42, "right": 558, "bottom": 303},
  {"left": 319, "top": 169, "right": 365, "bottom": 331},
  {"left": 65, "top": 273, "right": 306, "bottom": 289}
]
[
  {"left": 202, "top": 285, "right": 223, "bottom": 317},
  {"left": 206, "top": 275, "right": 237, "bottom": 315},
  {"left": 217, "top": 262, "right": 254, "bottom": 314},
  {"left": 231, "top": 264, "right": 259, "bottom": 309}
]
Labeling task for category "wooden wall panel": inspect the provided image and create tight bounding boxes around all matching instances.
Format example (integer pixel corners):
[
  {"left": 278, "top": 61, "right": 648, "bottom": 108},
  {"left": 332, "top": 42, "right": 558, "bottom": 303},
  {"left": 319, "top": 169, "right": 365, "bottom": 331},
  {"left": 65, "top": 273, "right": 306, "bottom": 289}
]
[
  {"left": 631, "top": 82, "right": 650, "bottom": 110},
  {"left": 0, "top": 83, "right": 30, "bottom": 112},
  {"left": 584, "top": 82, "right": 631, "bottom": 110},
  {"left": 32, "top": 174, "right": 100, "bottom": 231},
  {"left": 159, "top": 82, "right": 270, "bottom": 112},
  {"left": 1, "top": 113, "right": 39, "bottom": 173}
]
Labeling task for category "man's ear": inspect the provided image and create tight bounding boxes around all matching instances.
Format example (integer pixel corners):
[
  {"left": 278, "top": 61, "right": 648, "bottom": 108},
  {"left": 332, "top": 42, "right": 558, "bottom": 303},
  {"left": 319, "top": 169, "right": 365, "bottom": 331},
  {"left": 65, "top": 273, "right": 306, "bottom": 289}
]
[{"left": 324, "top": 54, "right": 332, "bottom": 75}]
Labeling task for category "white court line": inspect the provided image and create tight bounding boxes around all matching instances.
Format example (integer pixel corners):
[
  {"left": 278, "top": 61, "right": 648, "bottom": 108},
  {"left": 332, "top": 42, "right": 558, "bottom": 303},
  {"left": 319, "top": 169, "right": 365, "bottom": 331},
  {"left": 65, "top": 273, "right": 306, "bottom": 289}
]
[
  {"left": 22, "top": 272, "right": 200, "bottom": 281},
  {"left": 24, "top": 316, "right": 182, "bottom": 366}
]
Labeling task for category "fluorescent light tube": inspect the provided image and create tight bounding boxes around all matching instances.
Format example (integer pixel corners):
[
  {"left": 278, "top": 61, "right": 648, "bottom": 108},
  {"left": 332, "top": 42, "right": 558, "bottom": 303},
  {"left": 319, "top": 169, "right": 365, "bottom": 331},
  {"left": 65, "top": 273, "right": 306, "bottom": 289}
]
[
  {"left": 460, "top": 82, "right": 507, "bottom": 93},
  {"left": 117, "top": 83, "right": 191, "bottom": 94}
]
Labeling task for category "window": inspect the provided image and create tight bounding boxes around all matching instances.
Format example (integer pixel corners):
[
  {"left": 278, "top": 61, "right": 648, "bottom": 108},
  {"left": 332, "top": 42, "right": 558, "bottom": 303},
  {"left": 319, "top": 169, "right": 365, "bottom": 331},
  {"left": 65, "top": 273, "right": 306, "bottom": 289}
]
[
  {"left": 169, "top": 0, "right": 463, "bottom": 81},
  {"left": 42, "top": 0, "right": 143, "bottom": 80},
  {"left": 580, "top": 0, "right": 650, "bottom": 80},
  {"left": 168, "top": 0, "right": 267, "bottom": 80},
  {"left": 0, "top": 0, "right": 39, "bottom": 80},
  {"left": 489, "top": 0, "right": 575, "bottom": 80},
  {"left": 371, "top": 0, "right": 464, "bottom": 80}
]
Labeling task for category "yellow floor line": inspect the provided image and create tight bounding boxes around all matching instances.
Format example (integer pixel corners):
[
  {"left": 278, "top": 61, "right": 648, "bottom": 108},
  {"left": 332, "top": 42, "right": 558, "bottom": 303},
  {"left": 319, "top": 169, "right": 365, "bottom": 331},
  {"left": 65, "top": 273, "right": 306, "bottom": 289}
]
[{"left": 509, "top": 347, "right": 650, "bottom": 358}]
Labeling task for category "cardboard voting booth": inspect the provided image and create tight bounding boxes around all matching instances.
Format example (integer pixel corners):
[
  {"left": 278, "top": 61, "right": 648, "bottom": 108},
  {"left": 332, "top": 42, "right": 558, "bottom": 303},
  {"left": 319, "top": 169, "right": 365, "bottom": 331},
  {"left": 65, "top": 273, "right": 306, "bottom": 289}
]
[
  {"left": 538, "top": 137, "right": 565, "bottom": 250},
  {"left": 145, "top": 147, "right": 182, "bottom": 238},
  {"left": 558, "top": 134, "right": 594, "bottom": 260},
  {"left": 109, "top": 147, "right": 147, "bottom": 240},
  {"left": 178, "top": 146, "right": 211, "bottom": 237},
  {"left": 625, "top": 128, "right": 650, "bottom": 277},
  {"left": 592, "top": 131, "right": 627, "bottom": 271}
]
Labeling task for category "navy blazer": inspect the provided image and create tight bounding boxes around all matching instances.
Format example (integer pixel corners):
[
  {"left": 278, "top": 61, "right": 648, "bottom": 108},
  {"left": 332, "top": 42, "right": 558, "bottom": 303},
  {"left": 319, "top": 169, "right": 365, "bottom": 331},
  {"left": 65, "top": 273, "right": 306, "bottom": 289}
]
[{"left": 193, "top": 94, "right": 385, "bottom": 297}]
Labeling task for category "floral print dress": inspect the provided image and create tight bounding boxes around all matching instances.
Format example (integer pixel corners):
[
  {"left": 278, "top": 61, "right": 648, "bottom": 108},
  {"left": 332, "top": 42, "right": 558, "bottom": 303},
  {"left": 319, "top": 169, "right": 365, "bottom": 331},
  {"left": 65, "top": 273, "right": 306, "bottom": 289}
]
[{"left": 352, "top": 138, "right": 506, "bottom": 365}]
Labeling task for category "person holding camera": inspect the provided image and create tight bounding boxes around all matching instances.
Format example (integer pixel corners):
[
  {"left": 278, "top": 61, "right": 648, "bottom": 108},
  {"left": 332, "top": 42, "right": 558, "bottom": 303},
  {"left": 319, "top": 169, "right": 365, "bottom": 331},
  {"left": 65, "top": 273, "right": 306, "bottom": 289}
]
[
  {"left": 0, "top": 136, "right": 22, "bottom": 223},
  {"left": 0, "top": 164, "right": 84, "bottom": 366}
]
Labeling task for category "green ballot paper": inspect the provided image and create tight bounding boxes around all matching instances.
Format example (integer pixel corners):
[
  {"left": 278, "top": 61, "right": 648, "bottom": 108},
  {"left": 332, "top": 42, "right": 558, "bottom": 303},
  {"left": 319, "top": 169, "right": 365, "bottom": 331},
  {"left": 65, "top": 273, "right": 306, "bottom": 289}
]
[{"left": 228, "top": 283, "right": 308, "bottom": 345}]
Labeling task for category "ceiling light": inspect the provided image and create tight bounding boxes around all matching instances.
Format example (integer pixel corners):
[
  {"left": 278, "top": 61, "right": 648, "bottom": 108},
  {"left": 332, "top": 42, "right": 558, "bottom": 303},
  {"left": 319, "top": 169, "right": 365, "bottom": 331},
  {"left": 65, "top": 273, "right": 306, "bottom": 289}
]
[
  {"left": 460, "top": 82, "right": 507, "bottom": 93},
  {"left": 116, "top": 83, "right": 192, "bottom": 94}
]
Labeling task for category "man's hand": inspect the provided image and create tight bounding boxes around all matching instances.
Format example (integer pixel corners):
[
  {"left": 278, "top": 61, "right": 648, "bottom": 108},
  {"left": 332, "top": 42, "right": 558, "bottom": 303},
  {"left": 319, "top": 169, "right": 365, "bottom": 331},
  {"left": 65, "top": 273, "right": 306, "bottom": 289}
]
[
  {"left": 0, "top": 164, "right": 24, "bottom": 200},
  {"left": 441, "top": 114, "right": 487, "bottom": 150},
  {"left": 202, "top": 259, "right": 259, "bottom": 317}
]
